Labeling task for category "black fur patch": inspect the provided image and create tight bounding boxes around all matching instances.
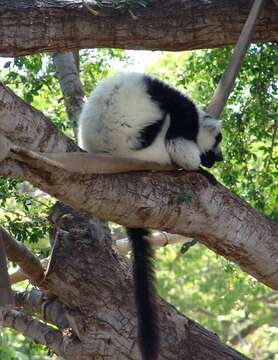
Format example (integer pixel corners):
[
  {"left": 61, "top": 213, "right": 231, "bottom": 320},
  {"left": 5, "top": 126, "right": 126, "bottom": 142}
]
[
  {"left": 200, "top": 151, "right": 218, "bottom": 168},
  {"left": 214, "top": 133, "right": 222, "bottom": 146},
  {"left": 144, "top": 75, "right": 199, "bottom": 142},
  {"left": 133, "top": 116, "right": 165, "bottom": 150}
]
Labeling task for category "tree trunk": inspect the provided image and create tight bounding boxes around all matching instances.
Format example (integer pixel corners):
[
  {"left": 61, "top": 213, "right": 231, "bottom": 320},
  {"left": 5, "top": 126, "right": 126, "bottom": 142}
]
[{"left": 0, "top": 1, "right": 277, "bottom": 56}]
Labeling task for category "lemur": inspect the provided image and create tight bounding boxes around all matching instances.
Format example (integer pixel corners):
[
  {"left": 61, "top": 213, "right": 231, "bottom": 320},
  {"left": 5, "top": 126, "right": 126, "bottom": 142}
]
[{"left": 78, "top": 72, "right": 223, "bottom": 360}]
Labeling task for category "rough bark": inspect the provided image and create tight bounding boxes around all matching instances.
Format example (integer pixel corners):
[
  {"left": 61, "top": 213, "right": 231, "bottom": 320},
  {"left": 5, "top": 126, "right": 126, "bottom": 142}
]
[
  {"left": 0, "top": 82, "right": 78, "bottom": 152},
  {"left": 34, "top": 203, "right": 248, "bottom": 360},
  {"left": 0, "top": 0, "right": 277, "bottom": 56},
  {"left": 0, "top": 310, "right": 65, "bottom": 357}
]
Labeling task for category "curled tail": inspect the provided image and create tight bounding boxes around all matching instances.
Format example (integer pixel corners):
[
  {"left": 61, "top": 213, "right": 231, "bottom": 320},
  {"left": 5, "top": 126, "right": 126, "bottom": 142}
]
[{"left": 126, "top": 228, "right": 159, "bottom": 360}]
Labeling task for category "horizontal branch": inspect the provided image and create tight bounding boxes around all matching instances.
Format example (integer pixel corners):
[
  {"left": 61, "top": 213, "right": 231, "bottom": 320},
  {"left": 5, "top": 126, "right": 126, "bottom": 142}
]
[
  {"left": 0, "top": 0, "right": 277, "bottom": 56},
  {"left": 0, "top": 226, "right": 45, "bottom": 286},
  {"left": 0, "top": 309, "right": 65, "bottom": 357},
  {"left": 116, "top": 232, "right": 192, "bottom": 255}
]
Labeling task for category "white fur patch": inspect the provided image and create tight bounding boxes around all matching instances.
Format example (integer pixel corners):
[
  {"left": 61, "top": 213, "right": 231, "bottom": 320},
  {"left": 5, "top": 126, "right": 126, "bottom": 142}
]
[
  {"left": 78, "top": 73, "right": 171, "bottom": 164},
  {"left": 166, "top": 138, "right": 201, "bottom": 170},
  {"left": 196, "top": 112, "right": 221, "bottom": 153}
]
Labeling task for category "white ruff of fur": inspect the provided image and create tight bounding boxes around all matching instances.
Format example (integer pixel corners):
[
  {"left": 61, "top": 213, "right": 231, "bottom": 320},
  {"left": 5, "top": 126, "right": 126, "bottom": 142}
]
[
  {"left": 166, "top": 138, "right": 201, "bottom": 170},
  {"left": 196, "top": 108, "right": 221, "bottom": 153}
]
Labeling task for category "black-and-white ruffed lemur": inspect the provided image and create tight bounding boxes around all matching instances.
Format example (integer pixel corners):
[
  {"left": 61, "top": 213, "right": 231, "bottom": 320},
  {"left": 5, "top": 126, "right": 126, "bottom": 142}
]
[{"left": 78, "top": 72, "right": 223, "bottom": 360}]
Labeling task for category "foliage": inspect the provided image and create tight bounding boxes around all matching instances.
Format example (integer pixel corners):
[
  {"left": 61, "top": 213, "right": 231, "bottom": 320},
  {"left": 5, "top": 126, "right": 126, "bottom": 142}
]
[{"left": 0, "top": 329, "right": 50, "bottom": 360}]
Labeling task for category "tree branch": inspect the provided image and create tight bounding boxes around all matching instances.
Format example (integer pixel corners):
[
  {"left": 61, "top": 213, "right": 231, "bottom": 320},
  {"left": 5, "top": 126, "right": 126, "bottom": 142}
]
[
  {"left": 0, "top": 79, "right": 277, "bottom": 290},
  {"left": 9, "top": 258, "right": 49, "bottom": 285},
  {"left": 52, "top": 51, "right": 85, "bottom": 138},
  {"left": 116, "top": 232, "right": 192, "bottom": 255},
  {"left": 0, "top": 309, "right": 65, "bottom": 357},
  {"left": 0, "top": 235, "right": 14, "bottom": 310},
  {"left": 207, "top": 0, "right": 266, "bottom": 118},
  {"left": 0, "top": 1, "right": 277, "bottom": 56},
  {"left": 9, "top": 233, "right": 192, "bottom": 284},
  {"left": 0, "top": 226, "right": 45, "bottom": 286},
  {"left": 0, "top": 131, "right": 277, "bottom": 290},
  {"left": 14, "top": 288, "right": 69, "bottom": 330}
]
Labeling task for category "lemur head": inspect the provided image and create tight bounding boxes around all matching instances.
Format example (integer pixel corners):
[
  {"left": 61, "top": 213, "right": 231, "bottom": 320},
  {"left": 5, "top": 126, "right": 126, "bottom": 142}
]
[{"left": 197, "top": 110, "right": 223, "bottom": 168}]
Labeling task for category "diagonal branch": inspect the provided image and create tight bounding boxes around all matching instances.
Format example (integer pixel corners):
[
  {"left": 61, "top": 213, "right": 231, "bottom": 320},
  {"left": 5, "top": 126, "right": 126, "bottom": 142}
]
[
  {"left": 52, "top": 51, "right": 85, "bottom": 138},
  {"left": 0, "top": 226, "right": 45, "bottom": 286},
  {"left": 207, "top": 0, "right": 266, "bottom": 118},
  {"left": 0, "top": 81, "right": 277, "bottom": 290},
  {"left": 0, "top": 133, "right": 277, "bottom": 290},
  {"left": 0, "top": 309, "right": 65, "bottom": 357}
]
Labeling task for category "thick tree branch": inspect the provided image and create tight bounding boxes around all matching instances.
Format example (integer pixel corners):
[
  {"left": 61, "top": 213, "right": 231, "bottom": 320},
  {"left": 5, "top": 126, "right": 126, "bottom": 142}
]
[
  {"left": 0, "top": 82, "right": 277, "bottom": 291},
  {"left": 0, "top": 226, "right": 45, "bottom": 286},
  {"left": 0, "top": 134, "right": 277, "bottom": 291},
  {"left": 0, "top": 310, "right": 65, "bottom": 357},
  {"left": 14, "top": 288, "right": 69, "bottom": 330},
  {"left": 0, "top": 1, "right": 277, "bottom": 56},
  {"left": 0, "top": 82, "right": 78, "bottom": 153}
]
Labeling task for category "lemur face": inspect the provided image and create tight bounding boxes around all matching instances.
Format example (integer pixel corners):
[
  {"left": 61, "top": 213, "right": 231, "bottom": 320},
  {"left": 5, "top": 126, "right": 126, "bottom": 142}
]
[{"left": 197, "top": 112, "right": 223, "bottom": 168}]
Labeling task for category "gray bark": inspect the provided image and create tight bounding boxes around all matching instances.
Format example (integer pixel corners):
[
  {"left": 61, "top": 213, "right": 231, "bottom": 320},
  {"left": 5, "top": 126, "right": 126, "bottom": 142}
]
[
  {"left": 52, "top": 51, "right": 85, "bottom": 138},
  {"left": 0, "top": 1, "right": 277, "bottom": 56}
]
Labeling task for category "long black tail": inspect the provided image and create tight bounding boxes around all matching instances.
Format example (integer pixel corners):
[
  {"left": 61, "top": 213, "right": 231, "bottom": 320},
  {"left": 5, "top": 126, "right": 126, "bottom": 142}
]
[{"left": 126, "top": 228, "right": 159, "bottom": 360}]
